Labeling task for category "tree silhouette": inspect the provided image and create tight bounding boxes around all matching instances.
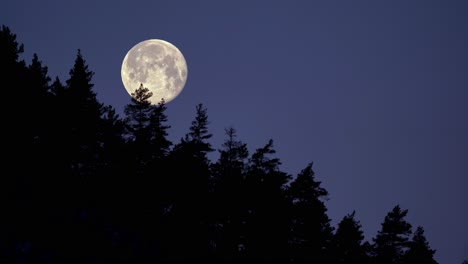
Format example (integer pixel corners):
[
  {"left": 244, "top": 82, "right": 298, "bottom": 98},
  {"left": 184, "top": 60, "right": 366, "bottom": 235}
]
[
  {"left": 373, "top": 205, "right": 412, "bottom": 264},
  {"left": 333, "top": 211, "right": 371, "bottom": 263},
  {"left": 2, "top": 24, "right": 30, "bottom": 264},
  {"left": 164, "top": 103, "right": 214, "bottom": 260},
  {"left": 124, "top": 84, "right": 153, "bottom": 142},
  {"left": 286, "top": 162, "right": 334, "bottom": 262},
  {"left": 28, "top": 53, "right": 51, "bottom": 93},
  {"left": 242, "top": 139, "right": 291, "bottom": 260},
  {"left": 211, "top": 127, "right": 249, "bottom": 260},
  {"left": 0, "top": 25, "right": 25, "bottom": 78},
  {"left": 402, "top": 226, "right": 438, "bottom": 264},
  {"left": 62, "top": 49, "right": 105, "bottom": 178},
  {"left": 124, "top": 84, "right": 169, "bottom": 170},
  {"left": 147, "top": 99, "right": 171, "bottom": 160}
]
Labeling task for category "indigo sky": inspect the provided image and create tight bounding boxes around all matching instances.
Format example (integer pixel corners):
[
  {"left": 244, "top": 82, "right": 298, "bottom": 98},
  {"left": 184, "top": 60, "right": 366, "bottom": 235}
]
[{"left": 3, "top": 1, "right": 467, "bottom": 263}]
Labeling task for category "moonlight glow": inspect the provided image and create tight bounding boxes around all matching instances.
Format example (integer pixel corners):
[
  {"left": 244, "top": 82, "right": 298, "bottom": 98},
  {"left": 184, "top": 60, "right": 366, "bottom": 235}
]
[{"left": 121, "top": 39, "right": 188, "bottom": 104}]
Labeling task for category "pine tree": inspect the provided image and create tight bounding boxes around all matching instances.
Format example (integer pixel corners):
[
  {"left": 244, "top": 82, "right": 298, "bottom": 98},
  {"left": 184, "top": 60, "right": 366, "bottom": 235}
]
[
  {"left": 402, "top": 226, "right": 438, "bottom": 264},
  {"left": 122, "top": 84, "right": 173, "bottom": 259},
  {"left": 124, "top": 83, "right": 155, "bottom": 176},
  {"left": 211, "top": 127, "right": 249, "bottom": 260},
  {"left": 286, "top": 162, "right": 334, "bottom": 262},
  {"left": 333, "top": 211, "right": 370, "bottom": 263},
  {"left": 241, "top": 139, "right": 291, "bottom": 260},
  {"left": 124, "top": 84, "right": 171, "bottom": 163},
  {"left": 373, "top": 205, "right": 412, "bottom": 264},
  {"left": 124, "top": 83, "right": 153, "bottom": 143}
]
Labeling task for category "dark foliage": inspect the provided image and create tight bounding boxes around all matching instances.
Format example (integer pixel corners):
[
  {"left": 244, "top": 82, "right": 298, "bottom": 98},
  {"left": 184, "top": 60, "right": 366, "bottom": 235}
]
[
  {"left": 333, "top": 211, "right": 371, "bottom": 263},
  {"left": 372, "top": 205, "right": 413, "bottom": 264},
  {"left": 401, "top": 226, "right": 438, "bottom": 264}
]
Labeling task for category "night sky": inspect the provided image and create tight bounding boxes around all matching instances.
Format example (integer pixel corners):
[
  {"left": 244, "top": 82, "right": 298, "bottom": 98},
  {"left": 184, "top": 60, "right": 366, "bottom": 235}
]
[{"left": 3, "top": 0, "right": 468, "bottom": 263}]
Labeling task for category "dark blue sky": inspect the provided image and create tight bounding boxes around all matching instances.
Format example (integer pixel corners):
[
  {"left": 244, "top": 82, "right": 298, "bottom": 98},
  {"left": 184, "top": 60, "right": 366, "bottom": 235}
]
[{"left": 3, "top": 1, "right": 467, "bottom": 263}]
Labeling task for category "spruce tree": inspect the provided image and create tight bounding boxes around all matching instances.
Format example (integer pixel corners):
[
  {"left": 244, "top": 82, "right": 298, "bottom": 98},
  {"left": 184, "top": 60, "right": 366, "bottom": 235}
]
[{"left": 63, "top": 49, "right": 104, "bottom": 177}]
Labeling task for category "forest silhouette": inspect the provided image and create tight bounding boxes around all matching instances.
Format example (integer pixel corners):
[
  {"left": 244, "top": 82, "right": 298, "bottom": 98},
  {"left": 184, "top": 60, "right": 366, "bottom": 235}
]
[{"left": 2, "top": 25, "right": 444, "bottom": 263}]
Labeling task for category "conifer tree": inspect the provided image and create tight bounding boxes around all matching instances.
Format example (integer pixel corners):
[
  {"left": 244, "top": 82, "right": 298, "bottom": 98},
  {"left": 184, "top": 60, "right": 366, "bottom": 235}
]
[
  {"left": 286, "top": 162, "right": 334, "bottom": 262},
  {"left": 63, "top": 49, "right": 104, "bottom": 177},
  {"left": 211, "top": 127, "right": 249, "bottom": 260},
  {"left": 28, "top": 53, "right": 51, "bottom": 94},
  {"left": 0, "top": 25, "right": 25, "bottom": 80},
  {"left": 333, "top": 211, "right": 370, "bottom": 263},
  {"left": 164, "top": 103, "right": 213, "bottom": 260},
  {"left": 147, "top": 99, "right": 171, "bottom": 161},
  {"left": 241, "top": 139, "right": 290, "bottom": 260},
  {"left": 373, "top": 205, "right": 412, "bottom": 264},
  {"left": 402, "top": 226, "right": 438, "bottom": 264},
  {"left": 124, "top": 84, "right": 171, "bottom": 164},
  {"left": 124, "top": 84, "right": 153, "bottom": 143},
  {"left": 122, "top": 84, "right": 172, "bottom": 256},
  {"left": 1, "top": 24, "right": 32, "bottom": 264}
]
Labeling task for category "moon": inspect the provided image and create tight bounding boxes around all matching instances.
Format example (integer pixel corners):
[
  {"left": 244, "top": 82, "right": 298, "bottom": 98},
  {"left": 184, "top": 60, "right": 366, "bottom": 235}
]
[{"left": 121, "top": 39, "right": 188, "bottom": 104}]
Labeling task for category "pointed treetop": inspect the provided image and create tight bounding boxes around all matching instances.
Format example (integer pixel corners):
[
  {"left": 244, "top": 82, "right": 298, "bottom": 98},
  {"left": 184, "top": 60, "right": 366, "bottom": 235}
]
[
  {"left": 29, "top": 53, "right": 51, "bottom": 93},
  {"left": 403, "top": 226, "right": 437, "bottom": 263},
  {"left": 188, "top": 103, "right": 212, "bottom": 143},
  {"left": 182, "top": 103, "right": 213, "bottom": 154},
  {"left": 218, "top": 127, "right": 249, "bottom": 163},
  {"left": 0, "top": 25, "right": 24, "bottom": 64},
  {"left": 66, "top": 49, "right": 95, "bottom": 91},
  {"left": 373, "top": 204, "right": 413, "bottom": 263}
]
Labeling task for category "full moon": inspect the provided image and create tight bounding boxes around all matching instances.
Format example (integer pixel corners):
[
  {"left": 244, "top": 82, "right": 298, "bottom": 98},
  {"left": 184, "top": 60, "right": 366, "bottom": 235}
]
[{"left": 121, "top": 39, "right": 188, "bottom": 104}]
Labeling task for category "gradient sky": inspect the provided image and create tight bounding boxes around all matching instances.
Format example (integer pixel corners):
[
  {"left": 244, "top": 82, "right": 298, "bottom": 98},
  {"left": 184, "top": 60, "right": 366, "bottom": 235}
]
[{"left": 3, "top": 1, "right": 467, "bottom": 263}]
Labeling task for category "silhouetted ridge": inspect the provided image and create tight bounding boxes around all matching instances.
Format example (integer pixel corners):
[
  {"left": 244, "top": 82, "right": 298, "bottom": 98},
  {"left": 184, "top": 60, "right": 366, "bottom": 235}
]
[{"left": 1, "top": 25, "right": 439, "bottom": 263}]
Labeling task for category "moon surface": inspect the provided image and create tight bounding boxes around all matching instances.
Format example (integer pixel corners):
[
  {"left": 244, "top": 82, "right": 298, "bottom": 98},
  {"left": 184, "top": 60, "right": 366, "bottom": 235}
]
[{"left": 121, "top": 39, "right": 188, "bottom": 104}]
